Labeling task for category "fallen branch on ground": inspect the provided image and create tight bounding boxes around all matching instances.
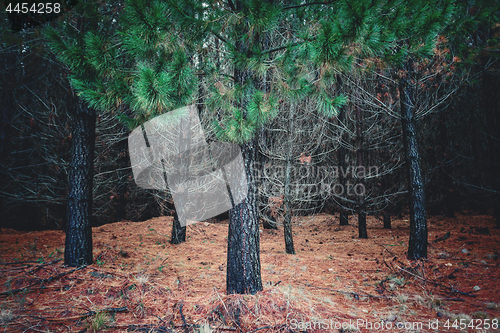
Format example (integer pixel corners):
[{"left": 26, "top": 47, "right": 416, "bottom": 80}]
[
  {"left": 46, "top": 306, "right": 128, "bottom": 321},
  {"left": 302, "top": 282, "right": 393, "bottom": 299},
  {"left": 0, "top": 264, "right": 87, "bottom": 297},
  {"left": 396, "top": 265, "right": 476, "bottom": 297},
  {"left": 25, "top": 259, "right": 62, "bottom": 275}
]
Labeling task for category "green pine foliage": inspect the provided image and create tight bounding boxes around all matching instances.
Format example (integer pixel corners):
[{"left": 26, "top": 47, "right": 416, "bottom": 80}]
[
  {"left": 45, "top": 0, "right": 197, "bottom": 130},
  {"left": 45, "top": 0, "right": 457, "bottom": 140}
]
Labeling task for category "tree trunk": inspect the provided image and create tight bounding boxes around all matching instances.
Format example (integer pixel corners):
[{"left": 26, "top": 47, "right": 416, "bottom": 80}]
[
  {"left": 226, "top": 138, "right": 263, "bottom": 294},
  {"left": 481, "top": 56, "right": 500, "bottom": 228},
  {"left": 114, "top": 130, "right": 129, "bottom": 222},
  {"left": 338, "top": 100, "right": 349, "bottom": 226},
  {"left": 356, "top": 104, "right": 367, "bottom": 239},
  {"left": 64, "top": 99, "right": 95, "bottom": 267},
  {"left": 171, "top": 211, "right": 186, "bottom": 244},
  {"left": 495, "top": 201, "right": 500, "bottom": 229},
  {"left": 283, "top": 103, "right": 296, "bottom": 254},
  {"left": 381, "top": 163, "right": 391, "bottom": 229},
  {"left": 437, "top": 110, "right": 457, "bottom": 217},
  {"left": 262, "top": 213, "right": 277, "bottom": 229},
  {"left": 226, "top": 0, "right": 263, "bottom": 294},
  {"left": 383, "top": 211, "right": 391, "bottom": 229},
  {"left": 260, "top": 128, "right": 277, "bottom": 230},
  {"left": 399, "top": 57, "right": 427, "bottom": 260}
]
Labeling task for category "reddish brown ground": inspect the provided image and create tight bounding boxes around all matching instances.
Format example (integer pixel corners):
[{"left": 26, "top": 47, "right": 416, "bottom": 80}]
[{"left": 0, "top": 211, "right": 499, "bottom": 332}]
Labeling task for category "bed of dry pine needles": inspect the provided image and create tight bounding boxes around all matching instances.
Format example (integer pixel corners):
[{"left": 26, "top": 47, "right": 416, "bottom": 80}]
[{"left": 0, "top": 211, "right": 499, "bottom": 332}]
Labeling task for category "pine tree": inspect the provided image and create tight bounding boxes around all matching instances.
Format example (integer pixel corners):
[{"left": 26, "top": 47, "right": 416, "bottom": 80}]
[
  {"left": 395, "top": 1, "right": 454, "bottom": 260},
  {"left": 363, "top": 0, "right": 456, "bottom": 259},
  {"left": 44, "top": 1, "right": 117, "bottom": 266},
  {"left": 46, "top": 0, "right": 454, "bottom": 287},
  {"left": 46, "top": 0, "right": 198, "bottom": 246}
]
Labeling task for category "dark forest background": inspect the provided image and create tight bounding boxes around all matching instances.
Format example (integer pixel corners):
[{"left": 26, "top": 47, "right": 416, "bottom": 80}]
[{"left": 1, "top": 0, "right": 499, "bottom": 232}]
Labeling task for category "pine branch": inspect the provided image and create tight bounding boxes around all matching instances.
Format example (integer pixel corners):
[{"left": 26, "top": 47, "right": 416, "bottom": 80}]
[
  {"left": 262, "top": 40, "right": 308, "bottom": 55},
  {"left": 210, "top": 30, "right": 236, "bottom": 51},
  {"left": 283, "top": 1, "right": 335, "bottom": 10}
]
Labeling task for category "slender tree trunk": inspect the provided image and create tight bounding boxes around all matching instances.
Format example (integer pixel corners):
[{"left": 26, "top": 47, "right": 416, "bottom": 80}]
[
  {"left": 338, "top": 98, "right": 349, "bottom": 226},
  {"left": 64, "top": 99, "right": 95, "bottom": 267},
  {"left": 227, "top": 138, "right": 263, "bottom": 294},
  {"left": 171, "top": 211, "right": 186, "bottom": 244},
  {"left": 283, "top": 103, "right": 296, "bottom": 254},
  {"left": 114, "top": 130, "right": 129, "bottom": 222},
  {"left": 380, "top": 154, "right": 391, "bottom": 229},
  {"left": 260, "top": 128, "right": 277, "bottom": 230},
  {"left": 437, "top": 110, "right": 457, "bottom": 217},
  {"left": 383, "top": 210, "right": 391, "bottom": 229},
  {"left": 481, "top": 56, "right": 500, "bottom": 227},
  {"left": 495, "top": 202, "right": 500, "bottom": 229},
  {"left": 169, "top": 54, "right": 207, "bottom": 244},
  {"left": 0, "top": 50, "right": 16, "bottom": 228},
  {"left": 257, "top": 26, "right": 277, "bottom": 231},
  {"left": 356, "top": 104, "right": 367, "bottom": 238},
  {"left": 399, "top": 57, "right": 427, "bottom": 260}
]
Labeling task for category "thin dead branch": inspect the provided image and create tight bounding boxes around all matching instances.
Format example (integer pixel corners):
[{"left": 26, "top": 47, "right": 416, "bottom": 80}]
[{"left": 0, "top": 264, "right": 87, "bottom": 297}]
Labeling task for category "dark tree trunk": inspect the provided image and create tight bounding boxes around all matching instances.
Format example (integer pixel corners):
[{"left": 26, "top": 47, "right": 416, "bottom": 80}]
[
  {"left": 0, "top": 49, "right": 16, "bottom": 228},
  {"left": 381, "top": 164, "right": 391, "bottom": 229},
  {"left": 283, "top": 103, "right": 295, "bottom": 254},
  {"left": 64, "top": 99, "right": 95, "bottom": 267},
  {"left": 258, "top": 26, "right": 276, "bottom": 231},
  {"left": 399, "top": 57, "right": 427, "bottom": 260},
  {"left": 262, "top": 213, "right": 277, "bottom": 229},
  {"left": 226, "top": 138, "right": 263, "bottom": 294},
  {"left": 356, "top": 104, "right": 367, "bottom": 239},
  {"left": 481, "top": 56, "right": 500, "bottom": 176},
  {"left": 338, "top": 97, "right": 349, "bottom": 226},
  {"left": 114, "top": 130, "right": 129, "bottom": 222},
  {"left": 437, "top": 110, "right": 457, "bottom": 217},
  {"left": 481, "top": 56, "right": 500, "bottom": 227},
  {"left": 495, "top": 202, "right": 500, "bottom": 229},
  {"left": 226, "top": 0, "right": 262, "bottom": 294},
  {"left": 171, "top": 212, "right": 186, "bottom": 244},
  {"left": 383, "top": 211, "right": 391, "bottom": 229},
  {"left": 260, "top": 128, "right": 277, "bottom": 230}
]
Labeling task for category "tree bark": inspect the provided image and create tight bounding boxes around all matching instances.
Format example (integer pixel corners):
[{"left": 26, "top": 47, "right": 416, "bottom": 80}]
[
  {"left": 283, "top": 103, "right": 296, "bottom": 254},
  {"left": 383, "top": 210, "right": 391, "bottom": 229},
  {"left": 399, "top": 57, "right": 427, "bottom": 260},
  {"left": 114, "top": 131, "right": 129, "bottom": 222},
  {"left": 64, "top": 99, "right": 95, "bottom": 267},
  {"left": 171, "top": 211, "right": 186, "bottom": 244},
  {"left": 495, "top": 202, "right": 500, "bottom": 229},
  {"left": 381, "top": 160, "right": 391, "bottom": 229},
  {"left": 226, "top": 138, "right": 263, "bottom": 294},
  {"left": 225, "top": 0, "right": 263, "bottom": 295},
  {"left": 356, "top": 104, "right": 367, "bottom": 239},
  {"left": 337, "top": 80, "right": 349, "bottom": 226}
]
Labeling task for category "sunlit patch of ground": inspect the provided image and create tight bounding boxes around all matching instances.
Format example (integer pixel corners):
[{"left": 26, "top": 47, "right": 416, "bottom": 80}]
[{"left": 0, "top": 211, "right": 499, "bottom": 332}]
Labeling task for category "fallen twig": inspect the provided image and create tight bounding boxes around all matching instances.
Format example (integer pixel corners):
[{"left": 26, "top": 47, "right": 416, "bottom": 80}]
[
  {"left": 178, "top": 301, "right": 189, "bottom": 333},
  {"left": 25, "top": 259, "right": 62, "bottom": 275},
  {"left": 114, "top": 323, "right": 237, "bottom": 332},
  {"left": 302, "top": 282, "right": 393, "bottom": 299},
  {"left": 248, "top": 326, "right": 272, "bottom": 333},
  {"left": 46, "top": 306, "right": 128, "bottom": 321},
  {"left": 214, "top": 288, "right": 242, "bottom": 330},
  {"left": 433, "top": 231, "right": 451, "bottom": 243},
  {"left": 0, "top": 264, "right": 87, "bottom": 297},
  {"left": 114, "top": 324, "right": 172, "bottom": 332},
  {"left": 0, "top": 260, "right": 39, "bottom": 265},
  {"left": 396, "top": 265, "right": 476, "bottom": 297}
]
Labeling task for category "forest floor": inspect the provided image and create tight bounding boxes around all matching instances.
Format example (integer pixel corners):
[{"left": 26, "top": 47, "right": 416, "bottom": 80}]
[{"left": 0, "top": 211, "right": 499, "bottom": 332}]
